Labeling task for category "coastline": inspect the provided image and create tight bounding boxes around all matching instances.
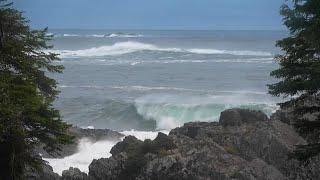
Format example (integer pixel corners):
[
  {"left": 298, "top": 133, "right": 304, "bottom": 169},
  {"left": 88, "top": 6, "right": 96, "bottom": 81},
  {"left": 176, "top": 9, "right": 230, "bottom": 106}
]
[{"left": 30, "top": 99, "right": 320, "bottom": 179}]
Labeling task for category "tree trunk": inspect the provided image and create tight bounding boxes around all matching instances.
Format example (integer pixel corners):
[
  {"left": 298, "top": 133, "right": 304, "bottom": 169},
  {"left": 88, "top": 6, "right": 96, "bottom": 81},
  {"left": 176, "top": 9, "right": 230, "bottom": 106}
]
[
  {"left": 10, "top": 146, "right": 15, "bottom": 180},
  {"left": 0, "top": 18, "right": 4, "bottom": 49}
]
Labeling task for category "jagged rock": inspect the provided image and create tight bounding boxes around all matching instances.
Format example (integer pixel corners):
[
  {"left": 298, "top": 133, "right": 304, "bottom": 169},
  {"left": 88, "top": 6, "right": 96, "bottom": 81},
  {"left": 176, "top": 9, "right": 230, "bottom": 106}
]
[
  {"left": 24, "top": 162, "right": 60, "bottom": 180},
  {"left": 172, "top": 110, "right": 307, "bottom": 179},
  {"left": 234, "top": 158, "right": 286, "bottom": 180},
  {"left": 152, "top": 132, "right": 176, "bottom": 150},
  {"left": 62, "top": 167, "right": 88, "bottom": 180},
  {"left": 68, "top": 127, "right": 124, "bottom": 141},
  {"left": 32, "top": 108, "right": 318, "bottom": 180},
  {"left": 220, "top": 108, "right": 268, "bottom": 126},
  {"left": 110, "top": 136, "right": 142, "bottom": 156},
  {"left": 89, "top": 133, "right": 177, "bottom": 180},
  {"left": 86, "top": 108, "right": 319, "bottom": 180},
  {"left": 89, "top": 153, "right": 128, "bottom": 180}
]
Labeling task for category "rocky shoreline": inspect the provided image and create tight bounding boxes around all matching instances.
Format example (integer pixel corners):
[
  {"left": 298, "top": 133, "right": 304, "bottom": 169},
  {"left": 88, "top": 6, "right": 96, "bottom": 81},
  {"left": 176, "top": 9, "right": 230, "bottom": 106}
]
[
  {"left": 28, "top": 108, "right": 320, "bottom": 180},
  {"left": 37, "top": 127, "right": 124, "bottom": 159}
]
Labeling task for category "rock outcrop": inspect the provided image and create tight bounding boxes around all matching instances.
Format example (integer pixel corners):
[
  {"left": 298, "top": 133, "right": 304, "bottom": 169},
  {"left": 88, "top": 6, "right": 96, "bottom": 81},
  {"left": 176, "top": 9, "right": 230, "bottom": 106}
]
[
  {"left": 84, "top": 108, "right": 319, "bottom": 180},
  {"left": 220, "top": 108, "right": 268, "bottom": 126},
  {"left": 33, "top": 108, "right": 320, "bottom": 180},
  {"left": 24, "top": 162, "right": 60, "bottom": 180},
  {"left": 62, "top": 167, "right": 88, "bottom": 180}
]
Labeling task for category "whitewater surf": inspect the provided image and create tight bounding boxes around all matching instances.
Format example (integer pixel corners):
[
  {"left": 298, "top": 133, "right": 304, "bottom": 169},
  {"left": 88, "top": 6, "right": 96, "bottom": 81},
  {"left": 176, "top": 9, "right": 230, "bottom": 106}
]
[{"left": 44, "top": 29, "right": 285, "bottom": 175}]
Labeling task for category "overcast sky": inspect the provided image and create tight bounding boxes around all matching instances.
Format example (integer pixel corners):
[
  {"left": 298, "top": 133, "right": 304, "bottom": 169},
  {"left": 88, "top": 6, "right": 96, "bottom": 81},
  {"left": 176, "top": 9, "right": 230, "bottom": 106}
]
[{"left": 14, "top": 0, "right": 285, "bottom": 30}]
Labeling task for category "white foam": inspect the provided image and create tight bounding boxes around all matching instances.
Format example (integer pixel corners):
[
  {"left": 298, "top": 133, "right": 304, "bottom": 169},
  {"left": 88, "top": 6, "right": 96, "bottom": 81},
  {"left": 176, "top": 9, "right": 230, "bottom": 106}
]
[
  {"left": 45, "top": 130, "right": 168, "bottom": 175},
  {"left": 121, "top": 129, "right": 169, "bottom": 140},
  {"left": 189, "top": 48, "right": 272, "bottom": 56},
  {"left": 44, "top": 138, "right": 116, "bottom": 175},
  {"left": 63, "top": 34, "right": 79, "bottom": 37},
  {"left": 58, "top": 85, "right": 270, "bottom": 96},
  {"left": 106, "top": 33, "right": 143, "bottom": 38},
  {"left": 56, "top": 58, "right": 273, "bottom": 66},
  {"left": 58, "top": 85, "right": 103, "bottom": 89},
  {"left": 56, "top": 33, "right": 143, "bottom": 38},
  {"left": 157, "top": 117, "right": 180, "bottom": 130},
  {"left": 46, "top": 33, "right": 54, "bottom": 36},
  {"left": 52, "top": 42, "right": 166, "bottom": 57},
  {"left": 87, "top": 34, "right": 105, "bottom": 38},
  {"left": 50, "top": 41, "right": 272, "bottom": 58},
  {"left": 110, "top": 85, "right": 197, "bottom": 92}
]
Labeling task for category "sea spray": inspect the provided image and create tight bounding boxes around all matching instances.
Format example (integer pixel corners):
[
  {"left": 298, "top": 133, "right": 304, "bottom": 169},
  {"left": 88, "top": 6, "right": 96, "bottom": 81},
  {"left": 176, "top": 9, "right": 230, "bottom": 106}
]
[
  {"left": 44, "top": 130, "right": 169, "bottom": 175},
  {"left": 44, "top": 138, "right": 116, "bottom": 175}
]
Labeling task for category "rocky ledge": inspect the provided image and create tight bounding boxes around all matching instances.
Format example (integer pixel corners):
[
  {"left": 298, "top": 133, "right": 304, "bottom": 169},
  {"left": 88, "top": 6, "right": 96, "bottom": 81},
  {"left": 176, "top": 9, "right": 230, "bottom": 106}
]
[{"left": 35, "top": 108, "right": 320, "bottom": 180}]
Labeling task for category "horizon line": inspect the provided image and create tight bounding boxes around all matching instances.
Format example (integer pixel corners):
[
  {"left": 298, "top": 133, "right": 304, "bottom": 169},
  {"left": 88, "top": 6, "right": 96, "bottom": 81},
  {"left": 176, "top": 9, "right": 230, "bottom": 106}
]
[{"left": 42, "top": 28, "right": 287, "bottom": 31}]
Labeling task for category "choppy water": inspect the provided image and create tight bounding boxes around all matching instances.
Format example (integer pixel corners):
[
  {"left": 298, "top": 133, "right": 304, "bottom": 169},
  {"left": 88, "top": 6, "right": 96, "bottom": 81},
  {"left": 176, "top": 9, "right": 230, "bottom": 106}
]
[
  {"left": 46, "top": 29, "right": 287, "bottom": 174},
  {"left": 49, "top": 29, "right": 286, "bottom": 131}
]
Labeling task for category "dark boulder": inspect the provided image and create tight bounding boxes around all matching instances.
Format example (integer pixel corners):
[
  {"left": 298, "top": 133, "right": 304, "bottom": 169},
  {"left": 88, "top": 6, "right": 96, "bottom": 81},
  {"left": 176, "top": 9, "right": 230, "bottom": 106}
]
[
  {"left": 110, "top": 135, "right": 142, "bottom": 156},
  {"left": 219, "top": 108, "right": 269, "bottom": 126},
  {"left": 89, "top": 133, "right": 176, "bottom": 180},
  {"left": 62, "top": 167, "right": 88, "bottom": 180}
]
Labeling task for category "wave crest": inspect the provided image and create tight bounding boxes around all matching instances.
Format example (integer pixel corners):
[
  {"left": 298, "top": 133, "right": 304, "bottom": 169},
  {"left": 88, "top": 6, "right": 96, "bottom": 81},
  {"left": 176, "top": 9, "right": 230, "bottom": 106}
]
[
  {"left": 53, "top": 33, "right": 143, "bottom": 38},
  {"left": 106, "top": 33, "right": 143, "bottom": 38},
  {"left": 134, "top": 94, "right": 278, "bottom": 130},
  {"left": 58, "top": 94, "right": 278, "bottom": 131},
  {"left": 51, "top": 41, "right": 272, "bottom": 58}
]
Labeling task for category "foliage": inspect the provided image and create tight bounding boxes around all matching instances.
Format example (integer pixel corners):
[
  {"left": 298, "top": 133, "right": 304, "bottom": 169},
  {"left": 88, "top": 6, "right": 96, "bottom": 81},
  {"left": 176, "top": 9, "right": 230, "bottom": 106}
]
[
  {"left": 0, "top": 1, "right": 73, "bottom": 179},
  {"left": 224, "top": 146, "right": 240, "bottom": 155},
  {"left": 268, "top": 0, "right": 320, "bottom": 161}
]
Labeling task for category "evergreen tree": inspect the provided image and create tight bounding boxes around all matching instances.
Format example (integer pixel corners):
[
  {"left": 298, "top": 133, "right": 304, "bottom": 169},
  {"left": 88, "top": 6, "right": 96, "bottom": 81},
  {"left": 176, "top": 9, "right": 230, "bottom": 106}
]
[
  {"left": 0, "top": 1, "right": 73, "bottom": 179},
  {"left": 268, "top": 0, "right": 320, "bottom": 161}
]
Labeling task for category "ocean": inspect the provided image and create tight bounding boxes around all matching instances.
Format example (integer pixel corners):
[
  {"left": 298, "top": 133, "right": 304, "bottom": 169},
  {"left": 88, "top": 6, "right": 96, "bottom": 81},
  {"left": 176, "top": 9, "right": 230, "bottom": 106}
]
[{"left": 46, "top": 29, "right": 286, "bottom": 173}]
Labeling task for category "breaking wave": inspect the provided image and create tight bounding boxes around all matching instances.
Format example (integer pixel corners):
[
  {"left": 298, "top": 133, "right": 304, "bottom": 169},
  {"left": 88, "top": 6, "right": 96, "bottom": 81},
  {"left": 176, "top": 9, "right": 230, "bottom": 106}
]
[
  {"left": 62, "top": 34, "right": 80, "bottom": 37},
  {"left": 58, "top": 58, "right": 274, "bottom": 65},
  {"left": 52, "top": 33, "right": 143, "bottom": 38},
  {"left": 57, "top": 93, "right": 278, "bottom": 131},
  {"left": 45, "top": 92, "right": 277, "bottom": 174},
  {"left": 134, "top": 94, "right": 278, "bottom": 130},
  {"left": 51, "top": 41, "right": 272, "bottom": 58},
  {"left": 104, "top": 33, "right": 143, "bottom": 38},
  {"left": 58, "top": 85, "right": 270, "bottom": 95}
]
